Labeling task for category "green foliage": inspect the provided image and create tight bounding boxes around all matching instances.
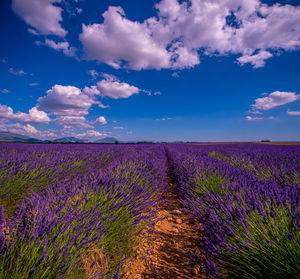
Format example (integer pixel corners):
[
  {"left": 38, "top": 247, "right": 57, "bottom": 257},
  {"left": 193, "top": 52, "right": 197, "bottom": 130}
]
[
  {"left": 191, "top": 170, "right": 228, "bottom": 197},
  {"left": 0, "top": 154, "right": 157, "bottom": 278},
  {"left": 209, "top": 151, "right": 224, "bottom": 160},
  {"left": 223, "top": 205, "right": 300, "bottom": 279}
]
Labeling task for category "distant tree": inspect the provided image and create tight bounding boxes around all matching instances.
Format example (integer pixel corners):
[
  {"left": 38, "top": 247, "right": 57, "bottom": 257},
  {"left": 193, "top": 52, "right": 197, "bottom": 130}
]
[
  {"left": 114, "top": 140, "right": 119, "bottom": 144},
  {"left": 261, "top": 140, "right": 271, "bottom": 142}
]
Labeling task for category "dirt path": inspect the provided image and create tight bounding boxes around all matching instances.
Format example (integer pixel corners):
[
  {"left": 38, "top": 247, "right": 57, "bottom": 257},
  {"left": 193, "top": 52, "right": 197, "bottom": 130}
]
[{"left": 123, "top": 156, "right": 207, "bottom": 279}]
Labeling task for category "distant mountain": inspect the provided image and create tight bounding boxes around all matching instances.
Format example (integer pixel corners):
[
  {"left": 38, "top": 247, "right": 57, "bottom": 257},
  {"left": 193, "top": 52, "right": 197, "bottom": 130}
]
[
  {"left": 53, "top": 137, "right": 88, "bottom": 143},
  {"left": 95, "top": 137, "right": 119, "bottom": 143},
  {"left": 0, "top": 131, "right": 41, "bottom": 143},
  {"left": 0, "top": 132, "right": 120, "bottom": 144}
]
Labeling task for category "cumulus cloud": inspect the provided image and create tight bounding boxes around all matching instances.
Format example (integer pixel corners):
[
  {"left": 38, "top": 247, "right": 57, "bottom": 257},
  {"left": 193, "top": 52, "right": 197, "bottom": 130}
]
[
  {"left": 82, "top": 85, "right": 101, "bottom": 96},
  {"left": 0, "top": 105, "right": 50, "bottom": 123},
  {"left": 9, "top": 68, "right": 26, "bottom": 76},
  {"left": 55, "top": 115, "right": 93, "bottom": 130},
  {"left": 79, "top": 0, "right": 300, "bottom": 70},
  {"left": 97, "top": 79, "right": 140, "bottom": 99},
  {"left": 23, "top": 123, "right": 38, "bottom": 134},
  {"left": 94, "top": 116, "right": 107, "bottom": 125},
  {"left": 37, "top": 84, "right": 110, "bottom": 129},
  {"left": 38, "top": 85, "right": 97, "bottom": 116},
  {"left": 12, "top": 0, "right": 67, "bottom": 37},
  {"left": 287, "top": 110, "right": 300, "bottom": 115},
  {"left": 77, "top": 130, "right": 104, "bottom": 138},
  {"left": 84, "top": 74, "right": 142, "bottom": 99},
  {"left": 1, "top": 89, "right": 10, "bottom": 93},
  {"left": 252, "top": 91, "right": 300, "bottom": 110},
  {"left": 237, "top": 50, "right": 273, "bottom": 68},
  {"left": 0, "top": 122, "right": 56, "bottom": 138},
  {"left": 246, "top": 116, "right": 263, "bottom": 121},
  {"left": 79, "top": 6, "right": 171, "bottom": 70},
  {"left": 45, "top": 39, "right": 77, "bottom": 57}
]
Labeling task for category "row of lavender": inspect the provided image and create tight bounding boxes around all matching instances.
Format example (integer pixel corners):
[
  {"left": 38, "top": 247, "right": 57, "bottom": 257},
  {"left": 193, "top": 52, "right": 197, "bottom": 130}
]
[
  {"left": 0, "top": 144, "right": 167, "bottom": 278},
  {"left": 166, "top": 143, "right": 300, "bottom": 279}
]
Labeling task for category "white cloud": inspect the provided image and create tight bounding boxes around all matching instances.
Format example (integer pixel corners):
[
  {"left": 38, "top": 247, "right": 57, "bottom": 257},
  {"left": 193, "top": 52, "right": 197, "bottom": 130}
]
[
  {"left": 55, "top": 115, "right": 92, "bottom": 130},
  {"left": 101, "top": 73, "right": 118, "bottom": 82},
  {"left": 38, "top": 85, "right": 97, "bottom": 116},
  {"left": 0, "top": 105, "right": 50, "bottom": 123},
  {"left": 170, "top": 44, "right": 200, "bottom": 69},
  {"left": 84, "top": 74, "right": 142, "bottom": 99},
  {"left": 23, "top": 123, "right": 38, "bottom": 134},
  {"left": 88, "top": 70, "right": 99, "bottom": 80},
  {"left": 287, "top": 110, "right": 300, "bottom": 116},
  {"left": 94, "top": 116, "right": 107, "bottom": 125},
  {"left": 37, "top": 85, "right": 110, "bottom": 129},
  {"left": 247, "top": 110, "right": 263, "bottom": 115},
  {"left": 237, "top": 50, "right": 273, "bottom": 68},
  {"left": 235, "top": 3, "right": 300, "bottom": 53},
  {"left": 1, "top": 122, "right": 57, "bottom": 139},
  {"left": 12, "top": 0, "right": 67, "bottom": 37},
  {"left": 156, "top": 117, "right": 173, "bottom": 121},
  {"left": 28, "top": 28, "right": 39, "bottom": 35},
  {"left": 45, "top": 39, "right": 77, "bottom": 57},
  {"left": 83, "top": 85, "right": 101, "bottom": 96},
  {"left": 97, "top": 79, "right": 140, "bottom": 99},
  {"left": 246, "top": 116, "right": 263, "bottom": 121},
  {"left": 77, "top": 130, "right": 104, "bottom": 138},
  {"left": 26, "top": 107, "right": 50, "bottom": 123},
  {"left": 28, "top": 83, "right": 39, "bottom": 86},
  {"left": 79, "top": 6, "right": 171, "bottom": 70},
  {"left": 79, "top": 0, "right": 300, "bottom": 70},
  {"left": 252, "top": 91, "right": 300, "bottom": 110},
  {"left": 113, "top": 126, "right": 125, "bottom": 129},
  {"left": 1, "top": 89, "right": 10, "bottom": 93},
  {"left": 9, "top": 68, "right": 26, "bottom": 76}
]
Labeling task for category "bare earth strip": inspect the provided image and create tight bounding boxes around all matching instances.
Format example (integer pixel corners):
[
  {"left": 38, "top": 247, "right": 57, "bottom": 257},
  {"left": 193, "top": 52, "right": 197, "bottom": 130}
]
[{"left": 123, "top": 162, "right": 207, "bottom": 279}]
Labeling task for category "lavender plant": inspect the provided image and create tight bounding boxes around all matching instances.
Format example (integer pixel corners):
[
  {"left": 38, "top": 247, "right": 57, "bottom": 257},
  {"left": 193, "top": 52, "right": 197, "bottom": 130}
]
[
  {"left": 166, "top": 143, "right": 300, "bottom": 279},
  {"left": 0, "top": 144, "right": 167, "bottom": 278}
]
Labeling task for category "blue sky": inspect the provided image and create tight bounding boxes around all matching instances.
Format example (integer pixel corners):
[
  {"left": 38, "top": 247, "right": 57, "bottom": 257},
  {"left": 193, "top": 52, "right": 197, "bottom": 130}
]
[{"left": 0, "top": 0, "right": 300, "bottom": 142}]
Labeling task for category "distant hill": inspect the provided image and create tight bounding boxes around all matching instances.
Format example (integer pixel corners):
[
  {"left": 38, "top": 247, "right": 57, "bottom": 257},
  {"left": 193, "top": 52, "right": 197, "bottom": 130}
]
[
  {"left": 0, "top": 131, "right": 41, "bottom": 143},
  {"left": 53, "top": 137, "right": 88, "bottom": 143},
  {"left": 0, "top": 132, "right": 120, "bottom": 144},
  {"left": 96, "top": 137, "right": 119, "bottom": 143}
]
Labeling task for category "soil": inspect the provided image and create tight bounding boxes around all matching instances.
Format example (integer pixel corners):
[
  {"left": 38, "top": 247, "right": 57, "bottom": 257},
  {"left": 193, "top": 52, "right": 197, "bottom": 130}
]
[{"left": 122, "top": 158, "right": 207, "bottom": 279}]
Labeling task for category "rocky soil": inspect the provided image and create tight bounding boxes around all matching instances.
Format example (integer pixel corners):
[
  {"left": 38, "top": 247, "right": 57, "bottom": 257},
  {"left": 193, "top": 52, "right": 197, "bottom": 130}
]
[{"left": 122, "top": 163, "right": 207, "bottom": 279}]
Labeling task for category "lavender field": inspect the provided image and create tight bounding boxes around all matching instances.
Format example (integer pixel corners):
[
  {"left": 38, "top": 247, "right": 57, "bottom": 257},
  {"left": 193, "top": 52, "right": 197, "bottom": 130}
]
[{"left": 0, "top": 143, "right": 299, "bottom": 279}]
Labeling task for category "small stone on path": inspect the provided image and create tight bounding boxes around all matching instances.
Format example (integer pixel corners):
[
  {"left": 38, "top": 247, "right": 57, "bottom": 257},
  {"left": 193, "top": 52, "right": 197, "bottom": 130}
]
[
  {"left": 175, "top": 218, "right": 182, "bottom": 224},
  {"left": 172, "top": 209, "right": 182, "bottom": 215}
]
